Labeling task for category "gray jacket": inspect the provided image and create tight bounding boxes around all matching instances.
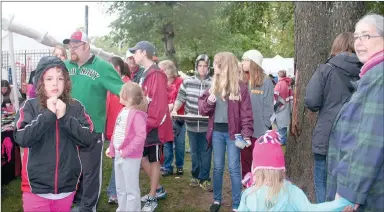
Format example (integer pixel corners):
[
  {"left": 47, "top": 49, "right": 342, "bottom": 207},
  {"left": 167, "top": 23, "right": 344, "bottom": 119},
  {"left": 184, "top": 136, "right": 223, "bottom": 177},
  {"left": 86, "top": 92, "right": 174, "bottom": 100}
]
[{"left": 305, "top": 53, "right": 362, "bottom": 155}]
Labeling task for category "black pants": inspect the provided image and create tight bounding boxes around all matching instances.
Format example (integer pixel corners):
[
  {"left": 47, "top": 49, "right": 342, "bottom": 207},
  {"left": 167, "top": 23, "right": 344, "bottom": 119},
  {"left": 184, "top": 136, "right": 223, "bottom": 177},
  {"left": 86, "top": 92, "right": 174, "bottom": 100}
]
[{"left": 73, "top": 133, "right": 104, "bottom": 212}]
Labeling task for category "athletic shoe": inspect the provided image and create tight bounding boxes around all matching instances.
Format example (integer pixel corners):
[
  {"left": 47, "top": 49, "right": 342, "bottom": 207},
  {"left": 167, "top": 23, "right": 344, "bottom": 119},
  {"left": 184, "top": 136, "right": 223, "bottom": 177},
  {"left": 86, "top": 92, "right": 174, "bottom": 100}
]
[
  {"left": 141, "top": 186, "right": 167, "bottom": 202},
  {"left": 142, "top": 196, "right": 158, "bottom": 212}
]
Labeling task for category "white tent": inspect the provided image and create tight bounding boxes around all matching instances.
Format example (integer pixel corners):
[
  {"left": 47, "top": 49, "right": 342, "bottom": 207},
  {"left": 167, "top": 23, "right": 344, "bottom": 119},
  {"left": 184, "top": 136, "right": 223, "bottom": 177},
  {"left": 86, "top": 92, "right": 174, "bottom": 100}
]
[{"left": 262, "top": 55, "right": 294, "bottom": 77}]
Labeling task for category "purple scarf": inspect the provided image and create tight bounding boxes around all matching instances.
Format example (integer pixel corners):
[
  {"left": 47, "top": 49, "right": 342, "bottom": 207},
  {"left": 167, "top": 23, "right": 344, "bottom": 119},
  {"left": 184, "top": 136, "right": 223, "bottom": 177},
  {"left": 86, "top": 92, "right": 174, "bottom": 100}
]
[{"left": 360, "top": 50, "right": 384, "bottom": 78}]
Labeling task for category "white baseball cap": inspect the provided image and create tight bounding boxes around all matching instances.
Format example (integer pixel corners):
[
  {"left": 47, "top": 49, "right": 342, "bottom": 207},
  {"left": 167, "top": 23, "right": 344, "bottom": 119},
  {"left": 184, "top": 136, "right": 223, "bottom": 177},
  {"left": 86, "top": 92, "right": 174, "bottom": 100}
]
[
  {"left": 126, "top": 50, "right": 134, "bottom": 58},
  {"left": 242, "top": 50, "right": 263, "bottom": 67}
]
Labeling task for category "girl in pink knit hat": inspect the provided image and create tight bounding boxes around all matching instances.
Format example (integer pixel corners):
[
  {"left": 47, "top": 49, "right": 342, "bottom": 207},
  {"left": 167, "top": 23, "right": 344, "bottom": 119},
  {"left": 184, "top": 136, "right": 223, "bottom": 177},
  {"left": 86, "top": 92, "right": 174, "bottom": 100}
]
[{"left": 238, "top": 130, "right": 354, "bottom": 211}]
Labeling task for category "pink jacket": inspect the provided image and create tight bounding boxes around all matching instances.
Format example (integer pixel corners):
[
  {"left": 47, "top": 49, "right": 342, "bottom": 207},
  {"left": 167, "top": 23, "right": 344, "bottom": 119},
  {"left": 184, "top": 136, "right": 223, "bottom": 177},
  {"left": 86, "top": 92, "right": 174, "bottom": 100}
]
[{"left": 109, "top": 108, "right": 148, "bottom": 159}]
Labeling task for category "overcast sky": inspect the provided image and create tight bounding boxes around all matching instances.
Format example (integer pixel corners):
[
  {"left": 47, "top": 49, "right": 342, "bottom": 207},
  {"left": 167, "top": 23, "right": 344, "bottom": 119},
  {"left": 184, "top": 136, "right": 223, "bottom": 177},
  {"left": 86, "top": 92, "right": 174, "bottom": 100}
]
[{"left": 2, "top": 1, "right": 116, "bottom": 41}]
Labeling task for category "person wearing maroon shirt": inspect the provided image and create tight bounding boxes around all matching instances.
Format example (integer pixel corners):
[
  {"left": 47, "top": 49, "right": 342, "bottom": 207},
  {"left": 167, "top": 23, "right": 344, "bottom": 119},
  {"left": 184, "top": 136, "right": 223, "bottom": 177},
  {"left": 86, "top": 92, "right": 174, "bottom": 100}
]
[
  {"left": 158, "top": 60, "right": 186, "bottom": 177},
  {"left": 128, "top": 41, "right": 173, "bottom": 212}
]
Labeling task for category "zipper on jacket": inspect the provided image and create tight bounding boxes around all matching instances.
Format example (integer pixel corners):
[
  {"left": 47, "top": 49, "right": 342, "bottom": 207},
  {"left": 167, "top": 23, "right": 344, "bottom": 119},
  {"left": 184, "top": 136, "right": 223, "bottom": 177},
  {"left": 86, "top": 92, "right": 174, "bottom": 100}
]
[{"left": 55, "top": 120, "right": 60, "bottom": 194}]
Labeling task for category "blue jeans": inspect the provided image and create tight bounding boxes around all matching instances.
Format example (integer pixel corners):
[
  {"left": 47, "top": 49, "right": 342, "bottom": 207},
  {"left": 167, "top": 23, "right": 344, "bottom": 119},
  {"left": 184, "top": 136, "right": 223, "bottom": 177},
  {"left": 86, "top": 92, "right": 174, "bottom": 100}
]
[
  {"left": 278, "top": 127, "right": 288, "bottom": 145},
  {"left": 164, "top": 123, "right": 186, "bottom": 172},
  {"left": 212, "top": 131, "right": 242, "bottom": 209},
  {"left": 107, "top": 157, "right": 117, "bottom": 197},
  {"left": 314, "top": 154, "right": 327, "bottom": 203},
  {"left": 188, "top": 131, "right": 212, "bottom": 182}
]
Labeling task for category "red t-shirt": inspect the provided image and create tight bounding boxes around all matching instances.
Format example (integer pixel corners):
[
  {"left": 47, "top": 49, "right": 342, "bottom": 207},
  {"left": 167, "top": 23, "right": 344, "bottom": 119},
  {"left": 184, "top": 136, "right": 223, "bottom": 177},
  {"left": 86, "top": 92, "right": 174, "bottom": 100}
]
[
  {"left": 105, "top": 75, "right": 130, "bottom": 141},
  {"left": 167, "top": 77, "right": 185, "bottom": 115}
]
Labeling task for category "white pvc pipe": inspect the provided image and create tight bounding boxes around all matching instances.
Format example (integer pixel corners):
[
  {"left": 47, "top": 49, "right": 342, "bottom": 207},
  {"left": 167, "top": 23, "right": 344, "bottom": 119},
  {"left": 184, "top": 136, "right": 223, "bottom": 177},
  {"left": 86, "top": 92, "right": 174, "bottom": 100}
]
[
  {"left": 2, "top": 15, "right": 117, "bottom": 60},
  {"left": 8, "top": 32, "right": 20, "bottom": 111}
]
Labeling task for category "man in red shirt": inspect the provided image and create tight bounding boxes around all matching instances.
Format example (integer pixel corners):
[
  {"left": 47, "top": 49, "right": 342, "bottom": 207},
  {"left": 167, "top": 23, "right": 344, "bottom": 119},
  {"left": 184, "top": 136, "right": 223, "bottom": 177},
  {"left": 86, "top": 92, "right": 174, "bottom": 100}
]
[{"left": 128, "top": 41, "right": 173, "bottom": 212}]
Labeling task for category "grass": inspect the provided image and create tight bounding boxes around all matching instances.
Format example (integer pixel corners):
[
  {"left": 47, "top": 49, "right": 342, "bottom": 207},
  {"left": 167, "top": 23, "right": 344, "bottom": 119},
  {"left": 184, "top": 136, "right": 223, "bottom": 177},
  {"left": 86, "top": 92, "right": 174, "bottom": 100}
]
[{"left": 1, "top": 141, "right": 235, "bottom": 212}]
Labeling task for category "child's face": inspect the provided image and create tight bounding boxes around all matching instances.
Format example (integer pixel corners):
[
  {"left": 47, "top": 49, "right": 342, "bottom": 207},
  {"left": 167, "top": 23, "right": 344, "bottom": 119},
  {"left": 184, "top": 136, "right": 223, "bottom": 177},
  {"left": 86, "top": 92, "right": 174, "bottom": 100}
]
[
  {"left": 43, "top": 67, "right": 65, "bottom": 98},
  {"left": 119, "top": 96, "right": 131, "bottom": 106}
]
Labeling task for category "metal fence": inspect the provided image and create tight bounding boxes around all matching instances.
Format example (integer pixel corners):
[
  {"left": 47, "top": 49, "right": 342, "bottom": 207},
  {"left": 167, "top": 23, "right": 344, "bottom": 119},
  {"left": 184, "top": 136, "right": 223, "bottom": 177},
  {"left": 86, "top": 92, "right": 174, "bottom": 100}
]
[{"left": 1, "top": 49, "right": 52, "bottom": 88}]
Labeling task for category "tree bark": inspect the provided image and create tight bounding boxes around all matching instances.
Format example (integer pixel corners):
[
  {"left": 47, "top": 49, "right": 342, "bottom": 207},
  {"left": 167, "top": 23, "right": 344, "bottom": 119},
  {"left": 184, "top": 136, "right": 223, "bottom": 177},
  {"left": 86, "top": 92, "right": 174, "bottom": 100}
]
[{"left": 287, "top": 1, "right": 366, "bottom": 202}]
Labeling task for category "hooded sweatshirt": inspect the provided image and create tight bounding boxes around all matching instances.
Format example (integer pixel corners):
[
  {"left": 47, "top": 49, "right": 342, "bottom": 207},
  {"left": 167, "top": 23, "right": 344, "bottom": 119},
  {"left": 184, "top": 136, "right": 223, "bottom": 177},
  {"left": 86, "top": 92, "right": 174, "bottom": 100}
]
[
  {"left": 305, "top": 52, "right": 362, "bottom": 155},
  {"left": 175, "top": 54, "right": 212, "bottom": 132}
]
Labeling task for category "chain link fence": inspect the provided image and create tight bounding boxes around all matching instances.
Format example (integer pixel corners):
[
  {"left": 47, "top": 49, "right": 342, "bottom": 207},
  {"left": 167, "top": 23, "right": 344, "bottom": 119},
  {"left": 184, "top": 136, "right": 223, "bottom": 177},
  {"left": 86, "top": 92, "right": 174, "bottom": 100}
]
[{"left": 1, "top": 49, "right": 52, "bottom": 89}]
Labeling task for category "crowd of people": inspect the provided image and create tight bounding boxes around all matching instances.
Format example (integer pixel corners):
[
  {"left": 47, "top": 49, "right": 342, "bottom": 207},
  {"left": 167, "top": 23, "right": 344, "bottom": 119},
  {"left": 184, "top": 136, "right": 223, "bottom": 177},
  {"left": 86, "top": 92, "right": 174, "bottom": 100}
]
[{"left": 5, "top": 13, "right": 383, "bottom": 212}]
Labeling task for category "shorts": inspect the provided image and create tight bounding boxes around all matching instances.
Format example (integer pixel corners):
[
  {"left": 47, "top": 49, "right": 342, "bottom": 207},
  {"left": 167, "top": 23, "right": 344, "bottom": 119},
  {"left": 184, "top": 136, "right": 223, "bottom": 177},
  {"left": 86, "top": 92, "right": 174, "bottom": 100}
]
[{"left": 143, "top": 145, "right": 163, "bottom": 163}]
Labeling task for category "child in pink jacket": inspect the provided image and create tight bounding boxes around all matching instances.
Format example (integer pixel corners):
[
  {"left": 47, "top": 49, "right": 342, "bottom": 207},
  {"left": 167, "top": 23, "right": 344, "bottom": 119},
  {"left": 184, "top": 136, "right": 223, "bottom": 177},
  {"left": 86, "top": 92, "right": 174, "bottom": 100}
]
[{"left": 105, "top": 81, "right": 148, "bottom": 212}]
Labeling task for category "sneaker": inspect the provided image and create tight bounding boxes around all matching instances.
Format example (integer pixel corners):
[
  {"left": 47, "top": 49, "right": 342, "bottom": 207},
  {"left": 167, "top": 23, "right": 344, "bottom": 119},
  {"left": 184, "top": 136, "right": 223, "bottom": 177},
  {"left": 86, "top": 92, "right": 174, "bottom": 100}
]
[
  {"left": 200, "top": 180, "right": 213, "bottom": 192},
  {"left": 210, "top": 201, "right": 221, "bottom": 212},
  {"left": 190, "top": 178, "right": 199, "bottom": 187},
  {"left": 161, "top": 170, "right": 173, "bottom": 177},
  {"left": 142, "top": 196, "right": 158, "bottom": 212},
  {"left": 107, "top": 196, "right": 118, "bottom": 204},
  {"left": 176, "top": 167, "right": 183, "bottom": 175},
  {"left": 141, "top": 186, "right": 167, "bottom": 202}
]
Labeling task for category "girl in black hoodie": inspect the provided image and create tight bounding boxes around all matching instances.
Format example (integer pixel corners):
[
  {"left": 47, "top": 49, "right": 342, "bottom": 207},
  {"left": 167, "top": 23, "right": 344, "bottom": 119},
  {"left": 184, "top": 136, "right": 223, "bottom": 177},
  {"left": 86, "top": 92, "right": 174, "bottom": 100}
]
[{"left": 14, "top": 56, "right": 95, "bottom": 212}]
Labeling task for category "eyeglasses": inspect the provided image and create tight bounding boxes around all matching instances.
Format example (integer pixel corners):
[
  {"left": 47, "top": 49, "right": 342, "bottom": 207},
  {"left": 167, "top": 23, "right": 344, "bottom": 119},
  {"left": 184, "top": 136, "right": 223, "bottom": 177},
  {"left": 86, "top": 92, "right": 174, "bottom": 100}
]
[
  {"left": 68, "top": 43, "right": 85, "bottom": 50},
  {"left": 354, "top": 34, "right": 382, "bottom": 42}
]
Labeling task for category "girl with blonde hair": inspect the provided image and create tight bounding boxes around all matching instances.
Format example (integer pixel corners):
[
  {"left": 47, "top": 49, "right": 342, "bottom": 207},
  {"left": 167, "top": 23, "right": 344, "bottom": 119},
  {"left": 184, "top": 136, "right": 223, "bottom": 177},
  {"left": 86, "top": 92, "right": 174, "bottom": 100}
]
[
  {"left": 158, "top": 59, "right": 186, "bottom": 176},
  {"left": 238, "top": 130, "right": 354, "bottom": 211},
  {"left": 199, "top": 52, "right": 254, "bottom": 212},
  {"left": 106, "top": 81, "right": 148, "bottom": 212}
]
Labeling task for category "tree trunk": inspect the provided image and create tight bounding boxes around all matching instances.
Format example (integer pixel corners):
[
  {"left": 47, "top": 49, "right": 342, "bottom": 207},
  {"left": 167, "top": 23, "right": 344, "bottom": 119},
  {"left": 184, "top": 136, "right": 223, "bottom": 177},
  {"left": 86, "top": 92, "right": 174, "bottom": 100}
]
[
  {"left": 162, "top": 22, "right": 179, "bottom": 69},
  {"left": 287, "top": 1, "right": 366, "bottom": 202}
]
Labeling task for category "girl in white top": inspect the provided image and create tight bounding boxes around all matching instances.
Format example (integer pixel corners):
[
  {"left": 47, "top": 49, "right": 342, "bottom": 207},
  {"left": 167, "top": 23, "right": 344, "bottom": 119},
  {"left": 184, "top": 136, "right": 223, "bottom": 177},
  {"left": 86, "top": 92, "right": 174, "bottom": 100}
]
[{"left": 106, "top": 81, "right": 148, "bottom": 212}]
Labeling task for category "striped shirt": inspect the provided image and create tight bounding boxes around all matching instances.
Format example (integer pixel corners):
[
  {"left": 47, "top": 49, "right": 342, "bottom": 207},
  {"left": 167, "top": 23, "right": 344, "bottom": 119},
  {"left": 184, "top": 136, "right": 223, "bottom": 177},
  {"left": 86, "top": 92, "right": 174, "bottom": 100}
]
[{"left": 176, "top": 75, "right": 212, "bottom": 132}]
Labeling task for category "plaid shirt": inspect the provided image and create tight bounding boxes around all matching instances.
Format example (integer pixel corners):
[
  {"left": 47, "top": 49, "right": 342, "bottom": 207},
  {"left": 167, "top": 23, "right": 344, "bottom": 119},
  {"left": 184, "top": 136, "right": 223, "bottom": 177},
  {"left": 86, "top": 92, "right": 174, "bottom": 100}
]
[{"left": 326, "top": 62, "right": 384, "bottom": 211}]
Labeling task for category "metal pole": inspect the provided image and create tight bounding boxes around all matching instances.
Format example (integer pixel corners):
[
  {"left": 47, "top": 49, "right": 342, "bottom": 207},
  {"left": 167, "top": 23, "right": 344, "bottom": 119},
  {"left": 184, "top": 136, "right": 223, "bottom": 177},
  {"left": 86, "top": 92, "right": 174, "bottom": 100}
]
[
  {"left": 8, "top": 32, "right": 20, "bottom": 111},
  {"left": 85, "top": 5, "right": 89, "bottom": 35}
]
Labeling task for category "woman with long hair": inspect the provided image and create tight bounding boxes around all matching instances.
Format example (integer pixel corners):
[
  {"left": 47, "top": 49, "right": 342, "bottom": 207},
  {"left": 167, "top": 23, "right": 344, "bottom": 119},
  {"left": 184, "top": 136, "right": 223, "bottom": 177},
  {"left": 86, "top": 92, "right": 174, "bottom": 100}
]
[
  {"left": 240, "top": 50, "right": 274, "bottom": 179},
  {"left": 199, "top": 52, "right": 253, "bottom": 212}
]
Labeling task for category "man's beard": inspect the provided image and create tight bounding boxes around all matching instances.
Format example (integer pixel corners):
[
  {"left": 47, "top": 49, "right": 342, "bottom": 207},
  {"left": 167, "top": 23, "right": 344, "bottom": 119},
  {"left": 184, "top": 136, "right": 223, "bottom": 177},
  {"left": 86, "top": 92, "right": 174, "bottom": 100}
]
[{"left": 70, "top": 53, "right": 79, "bottom": 63}]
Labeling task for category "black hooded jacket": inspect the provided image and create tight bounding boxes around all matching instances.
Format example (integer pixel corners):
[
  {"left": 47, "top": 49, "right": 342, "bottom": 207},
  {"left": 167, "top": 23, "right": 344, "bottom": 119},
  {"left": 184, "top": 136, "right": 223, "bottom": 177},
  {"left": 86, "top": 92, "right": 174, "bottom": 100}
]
[
  {"left": 14, "top": 56, "right": 96, "bottom": 194},
  {"left": 305, "top": 53, "right": 362, "bottom": 155}
]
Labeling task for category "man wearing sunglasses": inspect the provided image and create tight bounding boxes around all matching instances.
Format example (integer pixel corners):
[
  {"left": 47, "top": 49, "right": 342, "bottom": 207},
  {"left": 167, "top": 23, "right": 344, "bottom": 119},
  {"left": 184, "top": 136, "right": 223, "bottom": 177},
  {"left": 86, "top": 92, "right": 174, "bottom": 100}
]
[{"left": 63, "top": 30, "right": 124, "bottom": 212}]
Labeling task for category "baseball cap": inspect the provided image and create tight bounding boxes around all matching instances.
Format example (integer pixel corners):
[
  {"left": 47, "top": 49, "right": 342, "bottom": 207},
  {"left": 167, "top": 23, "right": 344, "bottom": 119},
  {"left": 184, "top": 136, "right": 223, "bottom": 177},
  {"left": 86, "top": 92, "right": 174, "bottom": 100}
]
[
  {"left": 242, "top": 50, "right": 263, "bottom": 67},
  {"left": 126, "top": 50, "right": 134, "bottom": 58},
  {"left": 63, "top": 30, "right": 89, "bottom": 44},
  {"left": 128, "top": 41, "right": 156, "bottom": 56}
]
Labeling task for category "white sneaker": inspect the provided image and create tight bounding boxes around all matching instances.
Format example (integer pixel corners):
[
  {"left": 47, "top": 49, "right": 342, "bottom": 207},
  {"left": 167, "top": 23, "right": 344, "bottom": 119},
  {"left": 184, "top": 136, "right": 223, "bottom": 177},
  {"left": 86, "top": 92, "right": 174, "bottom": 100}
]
[
  {"left": 140, "top": 186, "right": 167, "bottom": 202},
  {"left": 142, "top": 197, "right": 158, "bottom": 212}
]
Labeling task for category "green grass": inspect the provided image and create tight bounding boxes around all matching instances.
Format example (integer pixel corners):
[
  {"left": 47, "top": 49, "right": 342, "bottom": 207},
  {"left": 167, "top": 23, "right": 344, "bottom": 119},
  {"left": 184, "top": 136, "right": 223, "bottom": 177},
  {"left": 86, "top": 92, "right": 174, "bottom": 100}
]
[{"left": 1, "top": 141, "right": 235, "bottom": 212}]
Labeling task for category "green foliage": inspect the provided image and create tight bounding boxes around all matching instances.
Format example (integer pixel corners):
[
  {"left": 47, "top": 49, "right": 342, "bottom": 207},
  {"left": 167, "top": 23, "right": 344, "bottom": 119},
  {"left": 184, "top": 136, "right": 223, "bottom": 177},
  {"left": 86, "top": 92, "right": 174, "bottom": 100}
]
[
  {"left": 103, "top": 2, "right": 294, "bottom": 71},
  {"left": 365, "top": 1, "right": 384, "bottom": 15}
]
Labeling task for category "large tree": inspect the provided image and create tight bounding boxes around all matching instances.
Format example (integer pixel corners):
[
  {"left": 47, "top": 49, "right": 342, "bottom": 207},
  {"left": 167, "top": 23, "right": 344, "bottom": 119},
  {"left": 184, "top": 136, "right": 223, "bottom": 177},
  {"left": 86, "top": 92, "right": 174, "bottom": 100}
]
[
  {"left": 287, "top": 2, "right": 366, "bottom": 201},
  {"left": 103, "top": 2, "right": 295, "bottom": 71}
]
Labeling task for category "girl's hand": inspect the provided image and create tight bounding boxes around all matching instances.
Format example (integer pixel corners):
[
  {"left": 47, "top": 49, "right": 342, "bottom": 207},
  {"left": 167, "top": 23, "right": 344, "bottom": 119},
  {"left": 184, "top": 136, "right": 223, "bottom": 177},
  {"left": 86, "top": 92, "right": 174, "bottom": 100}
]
[
  {"left": 47, "top": 96, "right": 58, "bottom": 114},
  {"left": 55, "top": 99, "right": 66, "bottom": 119},
  {"left": 208, "top": 94, "right": 216, "bottom": 103},
  {"left": 105, "top": 147, "right": 111, "bottom": 158}
]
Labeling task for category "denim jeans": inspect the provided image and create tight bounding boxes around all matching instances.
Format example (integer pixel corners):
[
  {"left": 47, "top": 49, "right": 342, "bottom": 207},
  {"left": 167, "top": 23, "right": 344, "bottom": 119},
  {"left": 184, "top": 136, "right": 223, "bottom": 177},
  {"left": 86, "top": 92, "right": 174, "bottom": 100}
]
[
  {"left": 107, "top": 157, "right": 117, "bottom": 198},
  {"left": 163, "top": 123, "right": 186, "bottom": 172},
  {"left": 188, "top": 130, "right": 212, "bottom": 182},
  {"left": 314, "top": 154, "right": 327, "bottom": 203},
  {"left": 212, "top": 131, "right": 242, "bottom": 210},
  {"left": 278, "top": 127, "right": 288, "bottom": 145}
]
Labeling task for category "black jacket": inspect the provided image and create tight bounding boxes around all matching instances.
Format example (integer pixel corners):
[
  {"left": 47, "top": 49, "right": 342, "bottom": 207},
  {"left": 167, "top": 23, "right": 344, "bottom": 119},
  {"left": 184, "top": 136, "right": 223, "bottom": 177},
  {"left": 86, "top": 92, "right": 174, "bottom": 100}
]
[
  {"left": 14, "top": 98, "right": 95, "bottom": 194},
  {"left": 305, "top": 53, "right": 362, "bottom": 155}
]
